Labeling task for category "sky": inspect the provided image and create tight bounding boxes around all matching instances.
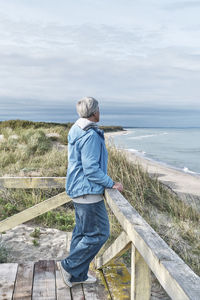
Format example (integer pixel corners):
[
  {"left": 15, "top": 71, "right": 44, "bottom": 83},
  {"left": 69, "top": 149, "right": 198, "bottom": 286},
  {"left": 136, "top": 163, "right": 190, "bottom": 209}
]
[{"left": 0, "top": 0, "right": 200, "bottom": 126}]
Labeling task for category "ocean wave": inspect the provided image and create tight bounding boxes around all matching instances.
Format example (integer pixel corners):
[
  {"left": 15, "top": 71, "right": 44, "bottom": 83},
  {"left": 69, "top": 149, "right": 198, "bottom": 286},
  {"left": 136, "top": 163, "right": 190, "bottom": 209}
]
[
  {"left": 128, "top": 132, "right": 168, "bottom": 140},
  {"left": 183, "top": 167, "right": 197, "bottom": 175},
  {"left": 127, "top": 148, "right": 146, "bottom": 155}
]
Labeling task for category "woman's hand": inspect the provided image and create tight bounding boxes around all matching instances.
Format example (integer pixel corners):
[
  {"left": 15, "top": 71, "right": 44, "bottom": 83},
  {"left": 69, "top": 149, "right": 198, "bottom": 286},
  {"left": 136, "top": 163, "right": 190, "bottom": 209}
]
[{"left": 112, "top": 182, "right": 123, "bottom": 192}]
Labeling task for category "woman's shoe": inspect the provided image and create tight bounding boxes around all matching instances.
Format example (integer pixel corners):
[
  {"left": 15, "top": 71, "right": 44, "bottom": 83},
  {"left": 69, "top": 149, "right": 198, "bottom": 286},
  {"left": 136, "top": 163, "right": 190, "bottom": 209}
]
[
  {"left": 72, "top": 274, "right": 97, "bottom": 286},
  {"left": 57, "top": 261, "right": 72, "bottom": 288}
]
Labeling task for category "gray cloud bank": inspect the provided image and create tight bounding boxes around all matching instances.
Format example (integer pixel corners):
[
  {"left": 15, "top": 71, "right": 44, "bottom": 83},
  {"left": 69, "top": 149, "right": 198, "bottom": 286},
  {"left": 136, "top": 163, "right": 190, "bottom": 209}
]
[{"left": 1, "top": 97, "right": 200, "bottom": 127}]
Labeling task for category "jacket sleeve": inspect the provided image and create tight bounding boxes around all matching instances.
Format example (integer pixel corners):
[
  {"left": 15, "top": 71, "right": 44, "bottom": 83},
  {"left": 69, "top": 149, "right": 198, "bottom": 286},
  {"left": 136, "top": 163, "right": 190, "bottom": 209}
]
[{"left": 81, "top": 133, "right": 114, "bottom": 188}]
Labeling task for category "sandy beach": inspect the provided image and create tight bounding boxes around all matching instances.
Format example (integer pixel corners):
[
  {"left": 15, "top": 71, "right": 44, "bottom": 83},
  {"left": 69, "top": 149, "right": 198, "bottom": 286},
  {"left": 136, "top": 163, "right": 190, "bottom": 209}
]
[{"left": 105, "top": 131, "right": 200, "bottom": 210}]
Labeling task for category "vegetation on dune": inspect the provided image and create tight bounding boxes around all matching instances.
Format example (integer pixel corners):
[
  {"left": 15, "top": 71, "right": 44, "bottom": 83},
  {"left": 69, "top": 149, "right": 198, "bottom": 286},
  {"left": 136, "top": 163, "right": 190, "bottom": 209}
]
[
  {"left": 0, "top": 119, "right": 73, "bottom": 130},
  {"left": 0, "top": 128, "right": 68, "bottom": 176},
  {"left": 0, "top": 120, "right": 199, "bottom": 276}
]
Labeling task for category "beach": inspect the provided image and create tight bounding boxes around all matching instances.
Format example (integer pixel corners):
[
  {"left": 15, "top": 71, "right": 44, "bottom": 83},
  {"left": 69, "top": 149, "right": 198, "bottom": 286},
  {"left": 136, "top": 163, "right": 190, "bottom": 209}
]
[{"left": 105, "top": 131, "right": 200, "bottom": 210}]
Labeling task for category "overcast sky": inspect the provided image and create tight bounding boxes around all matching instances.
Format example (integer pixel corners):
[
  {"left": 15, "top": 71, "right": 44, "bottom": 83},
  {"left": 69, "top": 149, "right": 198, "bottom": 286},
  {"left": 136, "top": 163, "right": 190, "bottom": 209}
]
[{"left": 0, "top": 0, "right": 200, "bottom": 114}]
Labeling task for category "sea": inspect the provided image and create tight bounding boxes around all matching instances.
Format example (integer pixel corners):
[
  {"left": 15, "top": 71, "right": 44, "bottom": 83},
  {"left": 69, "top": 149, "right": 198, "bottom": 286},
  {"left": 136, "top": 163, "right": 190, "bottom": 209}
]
[{"left": 111, "top": 128, "right": 200, "bottom": 176}]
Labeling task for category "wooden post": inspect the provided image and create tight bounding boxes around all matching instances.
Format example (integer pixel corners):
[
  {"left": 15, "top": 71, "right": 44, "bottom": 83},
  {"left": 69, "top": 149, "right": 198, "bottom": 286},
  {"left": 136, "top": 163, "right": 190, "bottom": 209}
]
[
  {"left": 131, "top": 243, "right": 136, "bottom": 300},
  {"left": 131, "top": 243, "right": 151, "bottom": 300}
]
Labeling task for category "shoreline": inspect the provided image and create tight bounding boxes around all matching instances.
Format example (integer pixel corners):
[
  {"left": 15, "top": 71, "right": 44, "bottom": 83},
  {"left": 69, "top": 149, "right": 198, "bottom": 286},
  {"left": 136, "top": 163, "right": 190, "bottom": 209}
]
[
  {"left": 104, "top": 129, "right": 128, "bottom": 138},
  {"left": 105, "top": 131, "right": 200, "bottom": 210}
]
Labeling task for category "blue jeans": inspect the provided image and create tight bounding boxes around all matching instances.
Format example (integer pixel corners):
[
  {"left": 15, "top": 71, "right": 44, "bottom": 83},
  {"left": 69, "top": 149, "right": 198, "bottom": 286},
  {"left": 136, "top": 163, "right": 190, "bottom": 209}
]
[{"left": 61, "top": 200, "right": 110, "bottom": 282}]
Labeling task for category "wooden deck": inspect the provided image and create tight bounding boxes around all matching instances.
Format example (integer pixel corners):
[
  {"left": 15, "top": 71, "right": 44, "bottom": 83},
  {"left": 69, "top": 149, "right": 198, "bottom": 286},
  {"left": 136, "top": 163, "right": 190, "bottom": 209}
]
[{"left": 0, "top": 260, "right": 131, "bottom": 300}]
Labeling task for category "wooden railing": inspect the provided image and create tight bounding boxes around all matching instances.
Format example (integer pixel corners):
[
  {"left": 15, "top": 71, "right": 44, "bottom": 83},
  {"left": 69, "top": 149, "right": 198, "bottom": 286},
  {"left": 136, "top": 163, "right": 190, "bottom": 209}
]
[{"left": 0, "top": 177, "right": 199, "bottom": 300}]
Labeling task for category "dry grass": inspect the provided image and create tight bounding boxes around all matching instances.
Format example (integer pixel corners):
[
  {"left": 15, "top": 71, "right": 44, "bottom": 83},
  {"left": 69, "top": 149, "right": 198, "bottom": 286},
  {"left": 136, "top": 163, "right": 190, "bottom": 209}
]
[{"left": 0, "top": 126, "right": 68, "bottom": 177}]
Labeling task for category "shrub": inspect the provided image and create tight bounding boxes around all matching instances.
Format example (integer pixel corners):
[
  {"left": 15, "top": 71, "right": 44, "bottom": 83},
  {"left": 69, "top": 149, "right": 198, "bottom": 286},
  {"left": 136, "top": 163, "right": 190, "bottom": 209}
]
[
  {"left": 0, "top": 120, "right": 73, "bottom": 130},
  {"left": 34, "top": 210, "right": 75, "bottom": 231}
]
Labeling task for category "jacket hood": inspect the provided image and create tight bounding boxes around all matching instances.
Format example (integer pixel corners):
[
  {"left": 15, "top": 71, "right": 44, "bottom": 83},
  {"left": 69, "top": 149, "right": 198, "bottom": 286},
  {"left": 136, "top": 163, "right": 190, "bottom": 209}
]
[
  {"left": 68, "top": 118, "right": 99, "bottom": 145},
  {"left": 75, "top": 118, "right": 98, "bottom": 130}
]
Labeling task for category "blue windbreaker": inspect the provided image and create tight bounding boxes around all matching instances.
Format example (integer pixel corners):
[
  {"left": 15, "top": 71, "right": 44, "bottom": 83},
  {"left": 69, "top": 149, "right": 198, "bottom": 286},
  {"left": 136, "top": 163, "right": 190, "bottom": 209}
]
[{"left": 66, "top": 122, "right": 114, "bottom": 198}]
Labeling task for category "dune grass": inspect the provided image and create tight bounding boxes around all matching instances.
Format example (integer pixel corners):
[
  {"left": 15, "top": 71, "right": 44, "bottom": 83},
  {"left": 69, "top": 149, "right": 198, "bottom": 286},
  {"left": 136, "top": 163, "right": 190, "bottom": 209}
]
[
  {"left": 0, "top": 123, "right": 69, "bottom": 176},
  {"left": 0, "top": 120, "right": 199, "bottom": 275}
]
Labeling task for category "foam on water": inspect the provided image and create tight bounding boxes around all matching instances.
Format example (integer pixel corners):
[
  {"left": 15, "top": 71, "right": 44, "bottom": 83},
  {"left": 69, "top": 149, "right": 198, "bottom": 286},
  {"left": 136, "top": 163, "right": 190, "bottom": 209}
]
[
  {"left": 128, "top": 132, "right": 169, "bottom": 140},
  {"left": 183, "top": 167, "right": 198, "bottom": 175}
]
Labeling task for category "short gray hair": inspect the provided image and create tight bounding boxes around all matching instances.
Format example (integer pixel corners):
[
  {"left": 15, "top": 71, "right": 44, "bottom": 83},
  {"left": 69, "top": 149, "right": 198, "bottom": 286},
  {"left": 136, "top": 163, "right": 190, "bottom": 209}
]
[{"left": 76, "top": 97, "right": 99, "bottom": 118}]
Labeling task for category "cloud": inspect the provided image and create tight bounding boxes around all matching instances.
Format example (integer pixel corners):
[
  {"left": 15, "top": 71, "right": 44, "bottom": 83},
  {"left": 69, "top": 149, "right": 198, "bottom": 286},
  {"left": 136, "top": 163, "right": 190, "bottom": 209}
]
[
  {"left": 164, "top": 1, "right": 200, "bottom": 10},
  {"left": 0, "top": 6, "right": 200, "bottom": 109}
]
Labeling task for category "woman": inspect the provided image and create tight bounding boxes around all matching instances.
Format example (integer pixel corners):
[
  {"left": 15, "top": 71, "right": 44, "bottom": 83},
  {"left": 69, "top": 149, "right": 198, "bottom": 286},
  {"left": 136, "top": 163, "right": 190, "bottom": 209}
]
[{"left": 58, "top": 97, "right": 123, "bottom": 287}]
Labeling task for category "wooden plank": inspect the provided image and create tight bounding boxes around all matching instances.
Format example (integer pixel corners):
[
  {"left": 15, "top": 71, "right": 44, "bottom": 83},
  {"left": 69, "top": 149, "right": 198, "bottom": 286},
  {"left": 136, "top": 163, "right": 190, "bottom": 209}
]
[
  {"left": 83, "top": 282, "right": 109, "bottom": 300},
  {"left": 0, "top": 177, "right": 65, "bottom": 189},
  {"left": 131, "top": 246, "right": 151, "bottom": 300},
  {"left": 95, "top": 231, "right": 131, "bottom": 269},
  {"left": 104, "top": 189, "right": 200, "bottom": 300},
  {"left": 96, "top": 269, "right": 112, "bottom": 300},
  {"left": 83, "top": 263, "right": 111, "bottom": 300},
  {"left": 102, "top": 261, "right": 130, "bottom": 300},
  {"left": 13, "top": 262, "right": 34, "bottom": 300},
  {"left": 32, "top": 260, "right": 56, "bottom": 300},
  {"left": 0, "top": 192, "right": 71, "bottom": 233},
  {"left": 71, "top": 284, "right": 84, "bottom": 300},
  {"left": 0, "top": 263, "right": 18, "bottom": 300},
  {"left": 55, "top": 261, "right": 71, "bottom": 300}
]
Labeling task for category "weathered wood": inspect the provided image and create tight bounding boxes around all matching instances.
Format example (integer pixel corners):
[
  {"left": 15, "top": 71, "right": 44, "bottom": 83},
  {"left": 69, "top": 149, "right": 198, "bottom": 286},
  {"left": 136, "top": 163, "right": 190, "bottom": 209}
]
[
  {"left": 0, "top": 261, "right": 115, "bottom": 300},
  {"left": 0, "top": 192, "right": 71, "bottom": 233},
  {"left": 32, "top": 260, "right": 56, "bottom": 300},
  {"left": 104, "top": 189, "right": 200, "bottom": 300},
  {"left": 95, "top": 231, "right": 131, "bottom": 269},
  {"left": 55, "top": 262, "right": 71, "bottom": 300},
  {"left": 0, "top": 177, "right": 65, "bottom": 189},
  {"left": 131, "top": 244, "right": 136, "bottom": 300},
  {"left": 71, "top": 284, "right": 84, "bottom": 300},
  {"left": 82, "top": 281, "right": 109, "bottom": 300},
  {"left": 0, "top": 263, "right": 18, "bottom": 300},
  {"left": 13, "top": 262, "right": 34, "bottom": 300},
  {"left": 83, "top": 264, "right": 111, "bottom": 300},
  {"left": 102, "top": 261, "right": 130, "bottom": 300},
  {"left": 131, "top": 245, "right": 151, "bottom": 300}
]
